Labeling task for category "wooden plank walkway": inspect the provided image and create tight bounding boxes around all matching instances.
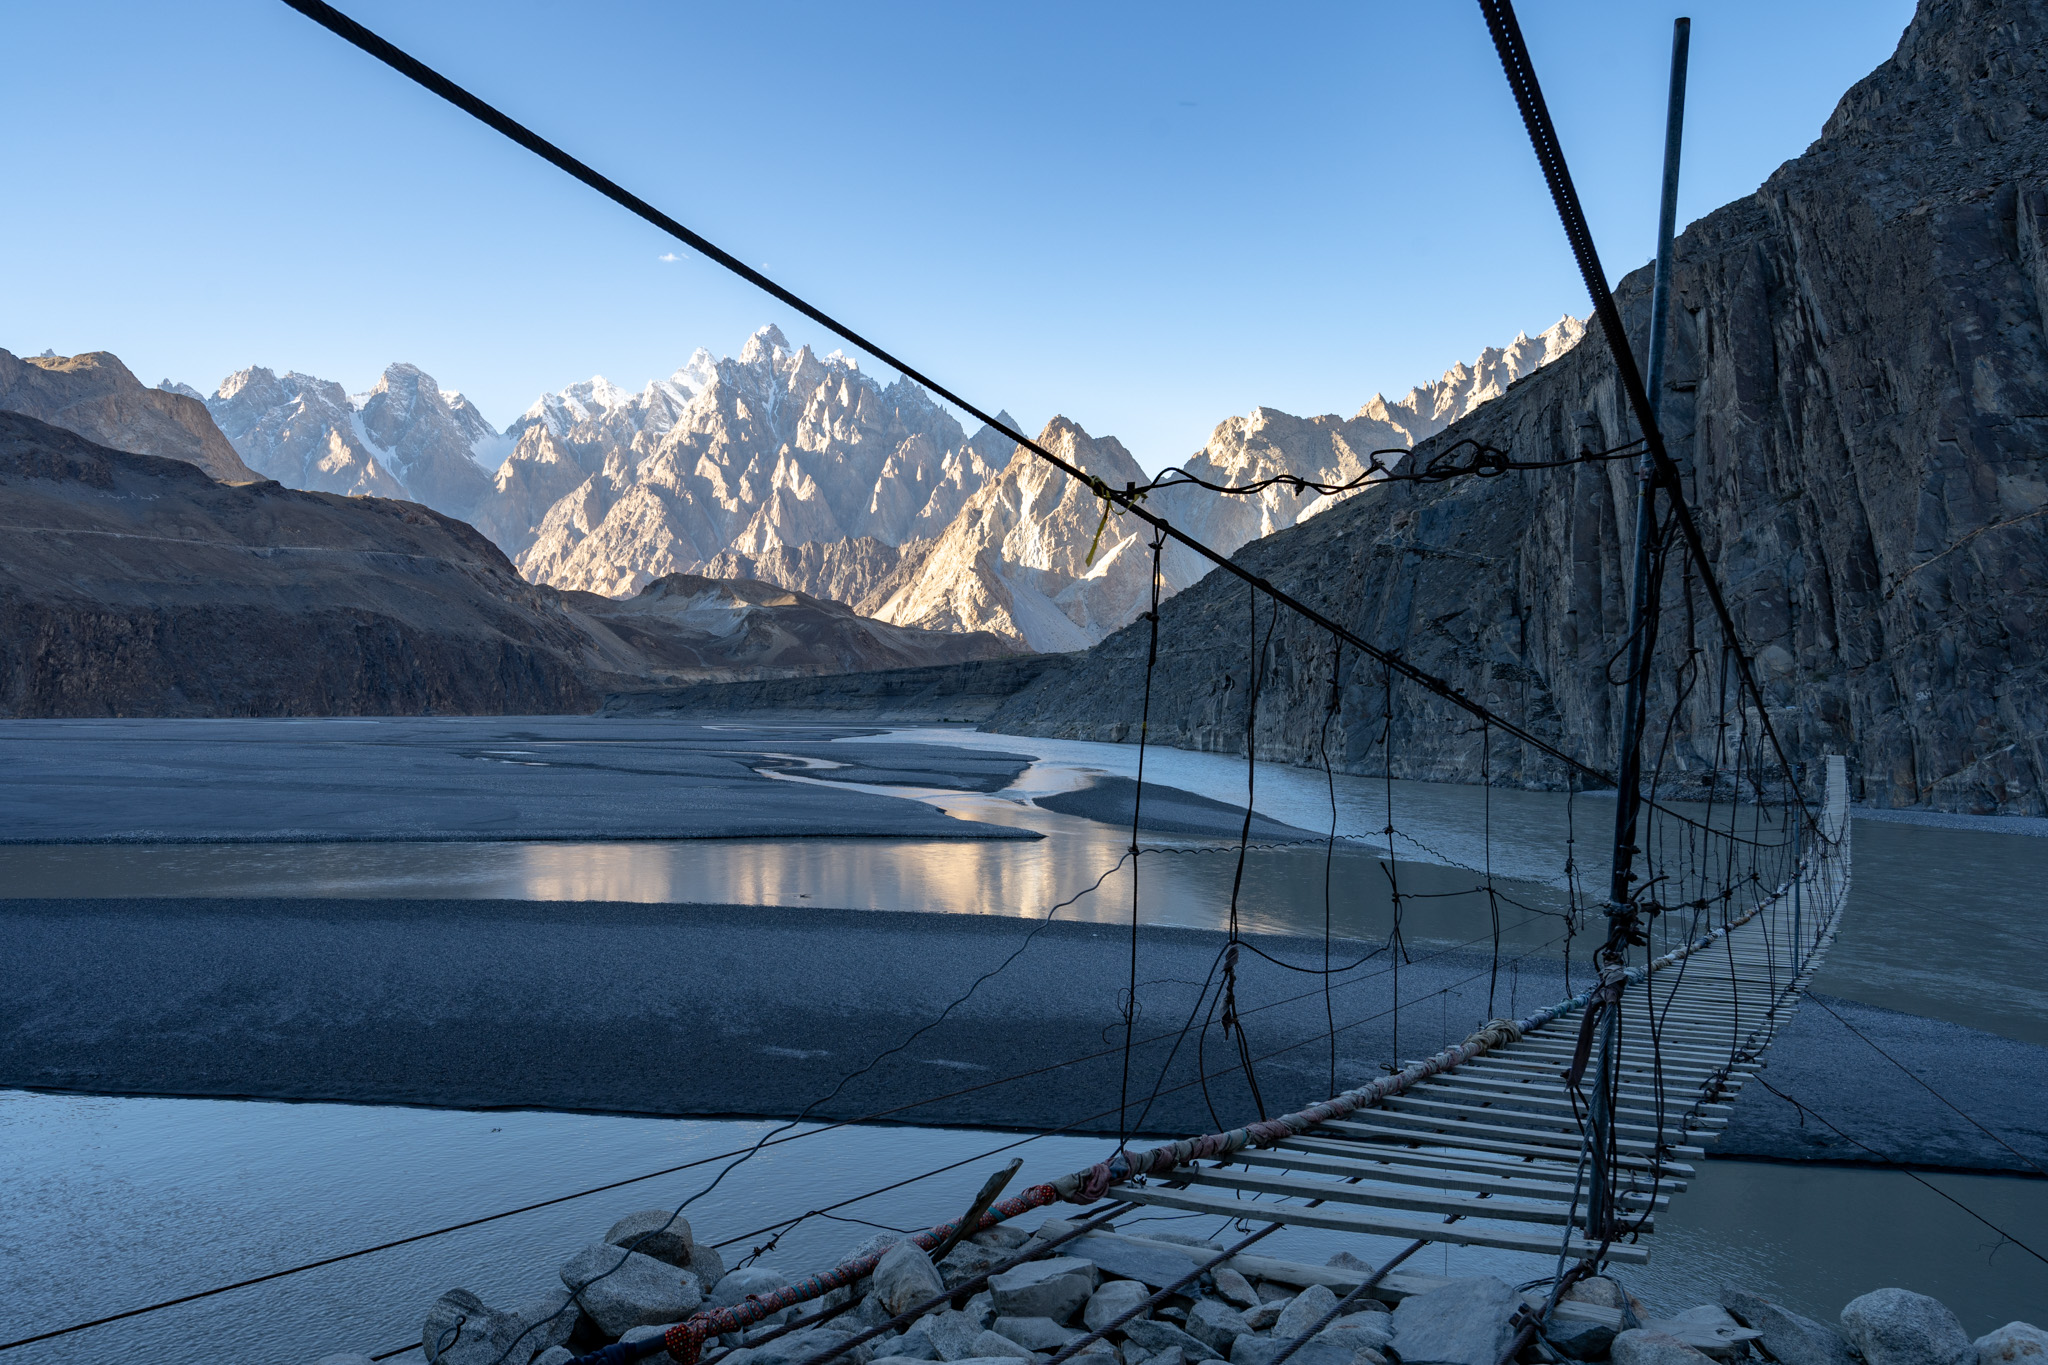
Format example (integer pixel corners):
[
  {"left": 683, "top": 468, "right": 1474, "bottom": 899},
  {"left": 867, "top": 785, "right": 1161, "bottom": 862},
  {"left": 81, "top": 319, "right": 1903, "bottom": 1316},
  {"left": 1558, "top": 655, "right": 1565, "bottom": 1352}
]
[{"left": 1110, "top": 756, "right": 1850, "bottom": 1267}]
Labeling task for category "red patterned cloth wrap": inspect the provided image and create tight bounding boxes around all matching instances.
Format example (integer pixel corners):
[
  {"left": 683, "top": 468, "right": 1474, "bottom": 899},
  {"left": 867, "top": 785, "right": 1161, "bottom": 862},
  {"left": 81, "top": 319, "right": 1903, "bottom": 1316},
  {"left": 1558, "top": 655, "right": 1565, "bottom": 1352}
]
[{"left": 662, "top": 1185, "right": 1058, "bottom": 1362}]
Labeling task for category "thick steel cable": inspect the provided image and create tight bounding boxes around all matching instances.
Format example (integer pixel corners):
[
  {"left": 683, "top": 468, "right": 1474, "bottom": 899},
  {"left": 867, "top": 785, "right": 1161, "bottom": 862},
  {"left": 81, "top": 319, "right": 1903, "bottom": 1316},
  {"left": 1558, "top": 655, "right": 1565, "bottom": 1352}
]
[{"left": 273, "top": 0, "right": 1614, "bottom": 788}]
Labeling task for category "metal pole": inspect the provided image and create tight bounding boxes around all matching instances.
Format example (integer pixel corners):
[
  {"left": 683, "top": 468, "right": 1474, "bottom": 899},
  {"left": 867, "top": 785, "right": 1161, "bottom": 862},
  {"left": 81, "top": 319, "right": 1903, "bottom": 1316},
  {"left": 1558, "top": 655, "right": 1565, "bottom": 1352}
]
[{"left": 1591, "top": 14, "right": 1690, "bottom": 1246}]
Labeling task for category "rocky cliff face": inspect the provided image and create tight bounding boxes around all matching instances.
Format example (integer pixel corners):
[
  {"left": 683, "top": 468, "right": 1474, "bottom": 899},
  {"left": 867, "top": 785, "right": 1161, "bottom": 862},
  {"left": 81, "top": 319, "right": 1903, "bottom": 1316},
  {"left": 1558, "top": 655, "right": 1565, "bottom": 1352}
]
[
  {"left": 207, "top": 366, "right": 406, "bottom": 499},
  {"left": 195, "top": 360, "right": 503, "bottom": 516},
  {"left": 510, "top": 327, "right": 1016, "bottom": 596},
  {"left": 0, "top": 350, "right": 257, "bottom": 483},
  {"left": 989, "top": 0, "right": 2048, "bottom": 816}
]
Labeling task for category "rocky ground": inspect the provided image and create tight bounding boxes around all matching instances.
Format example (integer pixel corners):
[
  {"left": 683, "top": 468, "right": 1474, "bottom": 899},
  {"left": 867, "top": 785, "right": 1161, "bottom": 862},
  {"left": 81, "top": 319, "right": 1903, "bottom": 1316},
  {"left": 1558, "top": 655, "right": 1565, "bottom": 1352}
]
[{"left": 309, "top": 1207, "right": 2046, "bottom": 1365}]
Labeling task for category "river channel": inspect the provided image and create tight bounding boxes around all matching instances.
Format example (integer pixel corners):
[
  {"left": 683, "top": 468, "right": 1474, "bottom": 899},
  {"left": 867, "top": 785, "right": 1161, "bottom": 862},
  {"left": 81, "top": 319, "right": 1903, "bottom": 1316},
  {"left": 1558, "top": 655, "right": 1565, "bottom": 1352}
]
[{"left": 2, "top": 724, "right": 2044, "bottom": 1361}]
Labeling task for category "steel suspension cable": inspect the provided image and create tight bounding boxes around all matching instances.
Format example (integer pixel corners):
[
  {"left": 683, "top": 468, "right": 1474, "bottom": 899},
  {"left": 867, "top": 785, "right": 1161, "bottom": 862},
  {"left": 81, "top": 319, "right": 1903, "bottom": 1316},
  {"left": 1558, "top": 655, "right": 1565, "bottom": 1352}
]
[
  {"left": 274, "top": 0, "right": 1615, "bottom": 788},
  {"left": 1474, "top": 0, "right": 1815, "bottom": 826}
]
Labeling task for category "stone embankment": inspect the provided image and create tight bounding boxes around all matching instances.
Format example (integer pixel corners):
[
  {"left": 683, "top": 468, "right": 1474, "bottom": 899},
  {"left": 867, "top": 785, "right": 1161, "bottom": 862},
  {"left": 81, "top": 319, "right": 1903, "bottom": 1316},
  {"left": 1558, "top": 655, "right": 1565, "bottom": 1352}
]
[{"left": 312, "top": 1212, "right": 2044, "bottom": 1365}]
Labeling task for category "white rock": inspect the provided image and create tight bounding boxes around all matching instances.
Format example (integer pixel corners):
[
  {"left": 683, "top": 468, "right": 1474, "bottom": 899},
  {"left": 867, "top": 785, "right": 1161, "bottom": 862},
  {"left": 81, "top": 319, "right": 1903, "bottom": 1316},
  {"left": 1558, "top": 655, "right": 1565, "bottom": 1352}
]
[
  {"left": 1186, "top": 1301, "right": 1251, "bottom": 1354},
  {"left": 1213, "top": 1269, "right": 1260, "bottom": 1310},
  {"left": 1977, "top": 1323, "right": 2048, "bottom": 1365},
  {"left": 929, "top": 1310, "right": 998, "bottom": 1361},
  {"left": 562, "top": 1242, "right": 702, "bottom": 1339},
  {"left": 893, "top": 1320, "right": 941, "bottom": 1360},
  {"left": 1842, "top": 1290, "right": 1975, "bottom": 1365},
  {"left": 422, "top": 1287, "right": 577, "bottom": 1365},
  {"left": 726, "top": 1327, "right": 877, "bottom": 1365},
  {"left": 873, "top": 1243, "right": 947, "bottom": 1317},
  {"left": 1273, "top": 1286, "right": 1340, "bottom": 1342},
  {"left": 969, "top": 1329, "right": 1035, "bottom": 1361},
  {"left": 988, "top": 1257, "right": 1098, "bottom": 1322},
  {"left": 606, "top": 1210, "right": 696, "bottom": 1264},
  {"left": 994, "top": 1315, "right": 1084, "bottom": 1351},
  {"left": 1388, "top": 1278, "right": 1520, "bottom": 1365},
  {"left": 1612, "top": 1330, "right": 1721, "bottom": 1365},
  {"left": 1125, "top": 1318, "right": 1219, "bottom": 1362},
  {"left": 1086, "top": 1279, "right": 1154, "bottom": 1332}
]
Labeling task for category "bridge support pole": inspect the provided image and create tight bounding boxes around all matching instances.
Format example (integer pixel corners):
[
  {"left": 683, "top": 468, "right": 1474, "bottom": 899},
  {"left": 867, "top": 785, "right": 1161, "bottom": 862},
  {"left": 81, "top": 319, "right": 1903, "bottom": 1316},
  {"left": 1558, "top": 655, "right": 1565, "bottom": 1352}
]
[{"left": 1592, "top": 13, "right": 1690, "bottom": 1249}]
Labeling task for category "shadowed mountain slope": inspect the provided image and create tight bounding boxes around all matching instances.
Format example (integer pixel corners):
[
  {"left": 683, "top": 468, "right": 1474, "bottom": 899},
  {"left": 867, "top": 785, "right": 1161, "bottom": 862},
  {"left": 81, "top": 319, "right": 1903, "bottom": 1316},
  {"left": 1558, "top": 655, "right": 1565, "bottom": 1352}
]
[
  {"left": 989, "top": 0, "right": 2048, "bottom": 815},
  {"left": 0, "top": 349, "right": 256, "bottom": 484}
]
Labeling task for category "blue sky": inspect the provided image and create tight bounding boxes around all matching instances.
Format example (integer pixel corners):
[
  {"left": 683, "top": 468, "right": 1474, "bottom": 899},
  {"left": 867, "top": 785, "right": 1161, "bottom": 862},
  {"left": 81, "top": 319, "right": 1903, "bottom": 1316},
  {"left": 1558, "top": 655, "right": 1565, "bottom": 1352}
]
[{"left": 4, "top": 1, "right": 1914, "bottom": 471}]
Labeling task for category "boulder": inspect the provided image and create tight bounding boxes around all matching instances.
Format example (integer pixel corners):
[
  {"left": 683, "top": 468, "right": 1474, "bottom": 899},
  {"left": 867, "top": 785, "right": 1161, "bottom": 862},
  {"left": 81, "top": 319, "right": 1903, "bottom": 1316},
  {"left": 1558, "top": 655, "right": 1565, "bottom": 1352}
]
[
  {"left": 1567, "top": 1279, "right": 1648, "bottom": 1322},
  {"left": 930, "top": 1310, "right": 998, "bottom": 1361},
  {"left": 1214, "top": 1270, "right": 1261, "bottom": 1310},
  {"left": 422, "top": 1287, "right": 578, "bottom": 1365},
  {"left": 713, "top": 1266, "right": 797, "bottom": 1328},
  {"left": 1720, "top": 1289, "right": 1855, "bottom": 1365},
  {"left": 1229, "top": 1333, "right": 1378, "bottom": 1365},
  {"left": 1637, "top": 1307, "right": 1763, "bottom": 1361},
  {"left": 1186, "top": 1301, "right": 1252, "bottom": 1354},
  {"left": 606, "top": 1210, "right": 697, "bottom": 1265},
  {"left": 1542, "top": 1303, "right": 1620, "bottom": 1361},
  {"left": 1275, "top": 1286, "right": 1340, "bottom": 1342},
  {"left": 974, "top": 1226, "right": 1031, "bottom": 1251},
  {"left": 1324, "top": 1320, "right": 1393, "bottom": 1355},
  {"left": 874, "top": 1243, "right": 947, "bottom": 1317},
  {"left": 1087, "top": 1279, "right": 1154, "bottom": 1332},
  {"left": 1126, "top": 1317, "right": 1222, "bottom": 1361},
  {"left": 1137, "top": 1349, "right": 1188, "bottom": 1365},
  {"left": 969, "top": 1329, "right": 1035, "bottom": 1361},
  {"left": 724, "top": 1327, "right": 876, "bottom": 1365},
  {"left": 1389, "top": 1278, "right": 1520, "bottom": 1365},
  {"left": 562, "top": 1242, "right": 703, "bottom": 1340},
  {"left": 1842, "top": 1291, "right": 1974, "bottom": 1365},
  {"left": 535, "top": 1351, "right": 576, "bottom": 1365},
  {"left": 989, "top": 1258, "right": 1099, "bottom": 1322},
  {"left": 1242, "top": 1304, "right": 1285, "bottom": 1331},
  {"left": 894, "top": 1320, "right": 941, "bottom": 1360},
  {"left": 1977, "top": 1324, "right": 2048, "bottom": 1365},
  {"left": 1611, "top": 1330, "right": 1720, "bottom": 1365},
  {"left": 942, "top": 1242, "right": 1004, "bottom": 1289},
  {"left": 995, "top": 1316, "right": 1086, "bottom": 1351},
  {"left": 1064, "top": 1233, "right": 1204, "bottom": 1289}
]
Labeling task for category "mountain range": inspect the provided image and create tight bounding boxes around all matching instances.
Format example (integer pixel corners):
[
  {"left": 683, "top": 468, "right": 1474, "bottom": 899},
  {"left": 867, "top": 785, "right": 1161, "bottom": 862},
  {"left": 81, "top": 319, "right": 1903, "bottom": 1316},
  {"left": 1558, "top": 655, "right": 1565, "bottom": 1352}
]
[{"left": 160, "top": 318, "right": 1583, "bottom": 652}]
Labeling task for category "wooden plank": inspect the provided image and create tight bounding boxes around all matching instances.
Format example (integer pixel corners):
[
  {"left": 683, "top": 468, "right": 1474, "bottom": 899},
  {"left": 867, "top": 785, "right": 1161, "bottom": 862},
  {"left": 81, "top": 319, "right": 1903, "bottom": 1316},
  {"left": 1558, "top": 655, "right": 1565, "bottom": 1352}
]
[
  {"left": 1174, "top": 1166, "right": 1653, "bottom": 1230},
  {"left": 1274, "top": 1135, "right": 1694, "bottom": 1191},
  {"left": 1308, "top": 1118, "right": 1696, "bottom": 1170},
  {"left": 1382, "top": 1092, "right": 1716, "bottom": 1145},
  {"left": 1450, "top": 1058, "right": 1747, "bottom": 1099},
  {"left": 1400, "top": 1084, "right": 1728, "bottom": 1133},
  {"left": 1236, "top": 1146, "right": 1671, "bottom": 1206},
  {"left": 1113, "top": 1183, "right": 1651, "bottom": 1263},
  {"left": 1323, "top": 1112, "right": 1707, "bottom": 1160},
  {"left": 1419, "top": 1071, "right": 1737, "bottom": 1117}
]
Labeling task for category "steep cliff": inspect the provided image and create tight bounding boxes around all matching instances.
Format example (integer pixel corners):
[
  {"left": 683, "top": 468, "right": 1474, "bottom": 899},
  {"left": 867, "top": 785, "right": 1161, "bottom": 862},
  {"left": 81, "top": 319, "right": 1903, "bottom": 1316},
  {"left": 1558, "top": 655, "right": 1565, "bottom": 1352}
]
[
  {"left": 990, "top": 0, "right": 2048, "bottom": 815},
  {"left": 0, "top": 350, "right": 257, "bottom": 484}
]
